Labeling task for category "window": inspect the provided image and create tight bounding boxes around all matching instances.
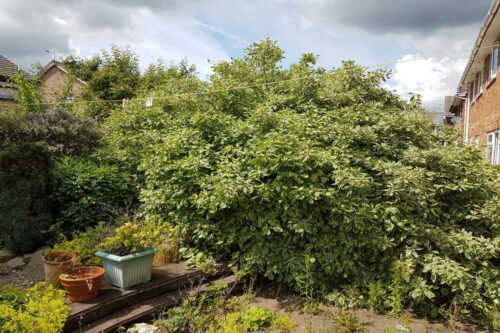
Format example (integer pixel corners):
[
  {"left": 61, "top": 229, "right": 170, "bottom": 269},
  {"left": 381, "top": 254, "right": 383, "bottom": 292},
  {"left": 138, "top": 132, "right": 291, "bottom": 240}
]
[
  {"left": 491, "top": 47, "right": 499, "bottom": 78},
  {"left": 484, "top": 55, "right": 491, "bottom": 82},
  {"left": 486, "top": 130, "right": 500, "bottom": 165},
  {"left": 145, "top": 96, "right": 153, "bottom": 108}
]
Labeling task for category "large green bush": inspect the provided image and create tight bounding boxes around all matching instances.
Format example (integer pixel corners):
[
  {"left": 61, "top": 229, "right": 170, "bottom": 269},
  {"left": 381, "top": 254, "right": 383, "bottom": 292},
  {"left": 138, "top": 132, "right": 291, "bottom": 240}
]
[
  {"left": 53, "top": 157, "right": 137, "bottom": 232},
  {"left": 110, "top": 40, "right": 499, "bottom": 323},
  {"left": 0, "top": 143, "right": 54, "bottom": 253}
]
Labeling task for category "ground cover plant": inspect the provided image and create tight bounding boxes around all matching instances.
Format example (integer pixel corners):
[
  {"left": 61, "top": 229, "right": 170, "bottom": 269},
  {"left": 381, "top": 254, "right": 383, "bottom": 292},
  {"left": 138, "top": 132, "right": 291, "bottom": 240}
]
[
  {"left": 0, "top": 283, "right": 70, "bottom": 333},
  {"left": 104, "top": 40, "right": 499, "bottom": 326}
]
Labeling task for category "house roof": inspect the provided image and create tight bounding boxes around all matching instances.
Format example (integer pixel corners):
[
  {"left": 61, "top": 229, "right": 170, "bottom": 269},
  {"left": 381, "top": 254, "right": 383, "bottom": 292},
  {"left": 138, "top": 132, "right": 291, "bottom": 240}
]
[
  {"left": 40, "top": 60, "right": 87, "bottom": 85},
  {"left": 0, "top": 81, "right": 17, "bottom": 100},
  {"left": 0, "top": 55, "right": 18, "bottom": 80},
  {"left": 457, "top": 0, "right": 500, "bottom": 92}
]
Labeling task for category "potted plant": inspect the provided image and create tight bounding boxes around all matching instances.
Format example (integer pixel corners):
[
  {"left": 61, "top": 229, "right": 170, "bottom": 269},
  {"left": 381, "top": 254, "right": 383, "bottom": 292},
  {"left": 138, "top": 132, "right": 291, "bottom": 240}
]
[
  {"left": 59, "top": 266, "right": 105, "bottom": 302},
  {"left": 95, "top": 222, "right": 158, "bottom": 289},
  {"left": 42, "top": 251, "right": 75, "bottom": 287}
]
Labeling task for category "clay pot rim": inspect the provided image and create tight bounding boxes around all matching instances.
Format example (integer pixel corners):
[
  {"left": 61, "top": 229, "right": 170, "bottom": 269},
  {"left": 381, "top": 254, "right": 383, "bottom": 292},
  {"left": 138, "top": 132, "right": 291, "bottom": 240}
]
[
  {"left": 43, "top": 251, "right": 75, "bottom": 265},
  {"left": 59, "top": 266, "right": 105, "bottom": 282}
]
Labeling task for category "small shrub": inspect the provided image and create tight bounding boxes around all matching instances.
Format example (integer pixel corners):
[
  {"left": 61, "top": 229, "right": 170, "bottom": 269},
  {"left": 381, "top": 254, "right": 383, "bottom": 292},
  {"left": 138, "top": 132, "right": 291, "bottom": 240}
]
[
  {"left": 53, "top": 157, "right": 137, "bottom": 232},
  {"left": 0, "top": 143, "right": 54, "bottom": 253},
  {"left": 334, "top": 311, "right": 368, "bottom": 333},
  {"left": 240, "top": 306, "right": 276, "bottom": 331},
  {"left": 272, "top": 313, "right": 296, "bottom": 332},
  {"left": 0, "top": 283, "right": 70, "bottom": 333}
]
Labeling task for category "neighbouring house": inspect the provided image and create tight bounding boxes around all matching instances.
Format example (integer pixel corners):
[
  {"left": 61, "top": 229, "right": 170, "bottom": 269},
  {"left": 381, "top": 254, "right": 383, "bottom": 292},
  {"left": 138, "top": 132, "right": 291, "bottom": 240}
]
[
  {"left": 0, "top": 55, "right": 19, "bottom": 109},
  {"left": 446, "top": 0, "right": 500, "bottom": 165},
  {"left": 40, "top": 60, "right": 86, "bottom": 104},
  {"left": 426, "top": 111, "right": 444, "bottom": 133}
]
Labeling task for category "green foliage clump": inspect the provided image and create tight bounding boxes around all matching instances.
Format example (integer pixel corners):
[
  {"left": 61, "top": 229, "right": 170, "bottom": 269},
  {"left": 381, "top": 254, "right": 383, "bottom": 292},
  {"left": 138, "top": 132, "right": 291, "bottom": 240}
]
[
  {"left": 0, "top": 143, "right": 54, "bottom": 253},
  {"left": 11, "top": 69, "right": 44, "bottom": 114},
  {"left": 53, "top": 157, "right": 137, "bottom": 232},
  {"left": 239, "top": 306, "right": 276, "bottom": 331},
  {"left": 0, "top": 283, "right": 70, "bottom": 333}
]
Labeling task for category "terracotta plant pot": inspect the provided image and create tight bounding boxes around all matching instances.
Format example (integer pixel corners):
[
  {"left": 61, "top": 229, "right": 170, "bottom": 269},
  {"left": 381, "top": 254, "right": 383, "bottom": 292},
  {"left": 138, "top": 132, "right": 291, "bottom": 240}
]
[
  {"left": 59, "top": 266, "right": 105, "bottom": 302},
  {"left": 42, "top": 251, "right": 75, "bottom": 287}
]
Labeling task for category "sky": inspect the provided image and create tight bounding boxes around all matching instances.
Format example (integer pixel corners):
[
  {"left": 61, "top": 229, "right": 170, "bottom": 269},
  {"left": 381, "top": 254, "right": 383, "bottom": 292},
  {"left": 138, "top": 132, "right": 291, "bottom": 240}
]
[{"left": 0, "top": 0, "right": 492, "bottom": 110}]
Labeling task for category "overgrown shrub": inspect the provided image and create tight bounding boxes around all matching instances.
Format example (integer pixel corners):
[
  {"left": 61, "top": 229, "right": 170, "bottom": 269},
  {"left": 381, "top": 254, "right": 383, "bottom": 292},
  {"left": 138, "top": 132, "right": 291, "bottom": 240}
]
[
  {"left": 130, "top": 40, "right": 500, "bottom": 322},
  {"left": 53, "top": 157, "right": 137, "bottom": 232},
  {"left": 0, "top": 143, "right": 54, "bottom": 253},
  {"left": 0, "top": 283, "right": 70, "bottom": 333},
  {"left": 108, "top": 40, "right": 500, "bottom": 324}
]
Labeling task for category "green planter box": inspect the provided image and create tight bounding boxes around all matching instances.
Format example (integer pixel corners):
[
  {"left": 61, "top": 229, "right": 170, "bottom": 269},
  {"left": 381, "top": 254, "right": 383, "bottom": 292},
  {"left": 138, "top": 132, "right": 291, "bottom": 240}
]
[{"left": 95, "top": 248, "right": 158, "bottom": 289}]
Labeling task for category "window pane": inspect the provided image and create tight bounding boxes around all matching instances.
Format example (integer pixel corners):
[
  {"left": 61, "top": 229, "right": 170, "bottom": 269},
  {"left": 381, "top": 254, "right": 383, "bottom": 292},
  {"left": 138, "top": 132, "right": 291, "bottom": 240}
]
[{"left": 492, "top": 48, "right": 499, "bottom": 77}]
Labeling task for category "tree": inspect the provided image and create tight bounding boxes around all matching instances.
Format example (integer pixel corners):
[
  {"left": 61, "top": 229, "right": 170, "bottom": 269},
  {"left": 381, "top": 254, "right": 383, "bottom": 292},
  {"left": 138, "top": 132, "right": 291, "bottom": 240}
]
[{"left": 63, "top": 45, "right": 141, "bottom": 118}]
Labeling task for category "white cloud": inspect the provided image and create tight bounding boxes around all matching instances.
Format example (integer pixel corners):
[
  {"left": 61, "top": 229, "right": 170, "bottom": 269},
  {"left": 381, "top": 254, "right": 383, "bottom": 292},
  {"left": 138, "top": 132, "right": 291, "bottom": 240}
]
[{"left": 386, "top": 54, "right": 467, "bottom": 110}]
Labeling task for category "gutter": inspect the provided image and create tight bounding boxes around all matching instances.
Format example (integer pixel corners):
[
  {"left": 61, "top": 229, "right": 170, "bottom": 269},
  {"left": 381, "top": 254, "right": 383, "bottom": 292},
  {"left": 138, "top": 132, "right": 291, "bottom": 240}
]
[{"left": 457, "top": 0, "right": 500, "bottom": 91}]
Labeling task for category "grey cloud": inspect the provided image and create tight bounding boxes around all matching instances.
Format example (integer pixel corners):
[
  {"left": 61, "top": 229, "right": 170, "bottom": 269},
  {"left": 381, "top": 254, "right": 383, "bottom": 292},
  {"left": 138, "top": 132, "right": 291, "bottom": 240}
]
[
  {"left": 0, "top": 0, "right": 188, "bottom": 67},
  {"left": 301, "top": 0, "right": 491, "bottom": 34}
]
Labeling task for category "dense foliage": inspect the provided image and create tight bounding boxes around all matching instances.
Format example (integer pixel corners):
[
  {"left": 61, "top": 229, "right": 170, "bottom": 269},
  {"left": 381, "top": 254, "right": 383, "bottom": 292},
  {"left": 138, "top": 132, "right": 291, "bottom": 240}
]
[
  {"left": 0, "top": 283, "right": 70, "bottom": 333},
  {"left": 0, "top": 109, "right": 100, "bottom": 156},
  {"left": 103, "top": 40, "right": 499, "bottom": 323},
  {"left": 0, "top": 106, "right": 101, "bottom": 252},
  {"left": 0, "top": 143, "right": 54, "bottom": 253},
  {"left": 53, "top": 157, "right": 137, "bottom": 232}
]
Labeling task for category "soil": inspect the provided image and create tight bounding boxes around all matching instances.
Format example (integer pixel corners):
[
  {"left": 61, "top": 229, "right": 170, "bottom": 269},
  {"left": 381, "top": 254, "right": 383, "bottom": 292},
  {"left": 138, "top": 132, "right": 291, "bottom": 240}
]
[
  {"left": 0, "top": 269, "right": 36, "bottom": 289},
  {"left": 250, "top": 296, "right": 495, "bottom": 333}
]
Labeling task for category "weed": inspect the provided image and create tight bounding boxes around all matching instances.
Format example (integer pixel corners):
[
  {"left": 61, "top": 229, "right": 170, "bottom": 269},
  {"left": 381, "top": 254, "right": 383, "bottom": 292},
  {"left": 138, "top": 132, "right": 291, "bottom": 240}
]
[
  {"left": 367, "top": 281, "right": 386, "bottom": 313},
  {"left": 334, "top": 310, "right": 368, "bottom": 333}
]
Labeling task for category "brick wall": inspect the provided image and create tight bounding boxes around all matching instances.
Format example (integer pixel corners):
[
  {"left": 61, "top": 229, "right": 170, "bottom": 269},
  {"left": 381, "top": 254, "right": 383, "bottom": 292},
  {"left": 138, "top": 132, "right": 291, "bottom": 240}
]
[
  {"left": 41, "top": 66, "right": 84, "bottom": 104},
  {"left": 468, "top": 75, "right": 500, "bottom": 149}
]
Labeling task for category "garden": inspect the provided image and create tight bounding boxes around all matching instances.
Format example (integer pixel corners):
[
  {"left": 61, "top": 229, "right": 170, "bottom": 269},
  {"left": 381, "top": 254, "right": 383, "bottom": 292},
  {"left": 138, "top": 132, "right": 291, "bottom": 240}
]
[{"left": 0, "top": 40, "right": 498, "bottom": 332}]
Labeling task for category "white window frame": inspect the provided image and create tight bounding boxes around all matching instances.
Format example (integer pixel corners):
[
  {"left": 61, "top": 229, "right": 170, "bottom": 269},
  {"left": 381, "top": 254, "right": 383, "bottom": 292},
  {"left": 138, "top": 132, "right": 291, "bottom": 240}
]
[
  {"left": 478, "top": 71, "right": 483, "bottom": 95},
  {"left": 491, "top": 47, "right": 498, "bottom": 78},
  {"left": 486, "top": 130, "right": 500, "bottom": 165}
]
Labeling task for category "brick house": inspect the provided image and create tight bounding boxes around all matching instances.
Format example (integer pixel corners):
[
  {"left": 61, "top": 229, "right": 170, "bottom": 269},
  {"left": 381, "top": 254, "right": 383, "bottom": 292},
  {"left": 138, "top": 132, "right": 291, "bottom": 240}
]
[
  {"left": 446, "top": 0, "right": 500, "bottom": 165},
  {"left": 0, "top": 55, "right": 19, "bottom": 109},
  {"left": 40, "top": 60, "right": 86, "bottom": 104}
]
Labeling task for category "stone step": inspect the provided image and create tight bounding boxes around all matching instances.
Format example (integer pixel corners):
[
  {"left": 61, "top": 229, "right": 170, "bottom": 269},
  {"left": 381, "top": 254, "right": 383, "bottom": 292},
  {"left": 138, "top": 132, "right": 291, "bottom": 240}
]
[
  {"left": 63, "top": 262, "right": 230, "bottom": 332},
  {"left": 71, "top": 275, "right": 238, "bottom": 333}
]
